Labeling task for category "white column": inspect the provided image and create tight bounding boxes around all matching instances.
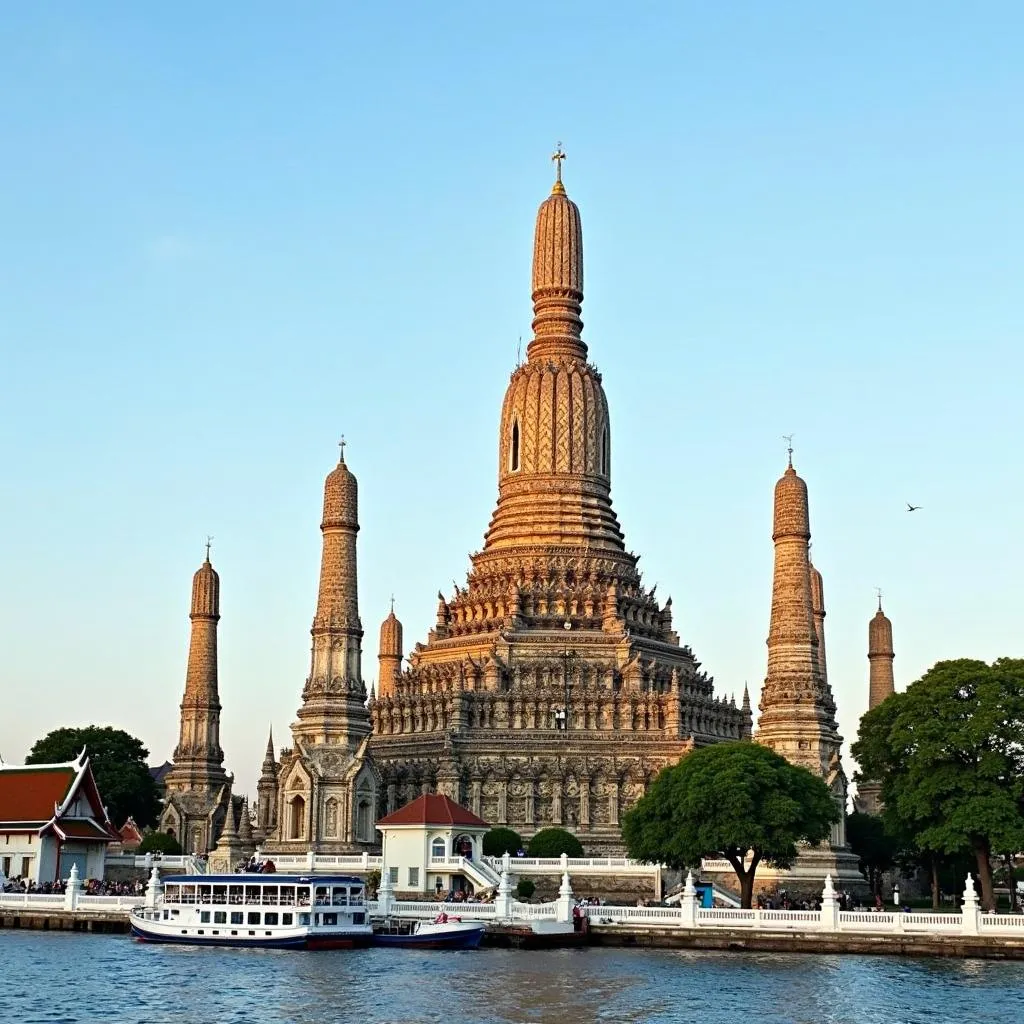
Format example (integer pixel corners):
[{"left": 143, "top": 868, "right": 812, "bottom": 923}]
[
  {"left": 961, "top": 874, "right": 980, "bottom": 936},
  {"left": 306, "top": 849, "right": 316, "bottom": 871},
  {"left": 145, "top": 866, "right": 162, "bottom": 909},
  {"left": 63, "top": 863, "right": 81, "bottom": 912},
  {"left": 377, "top": 869, "right": 394, "bottom": 917},
  {"left": 556, "top": 871, "right": 574, "bottom": 923},
  {"left": 820, "top": 874, "right": 839, "bottom": 932},
  {"left": 679, "top": 871, "right": 699, "bottom": 928},
  {"left": 495, "top": 870, "right": 513, "bottom": 921}
]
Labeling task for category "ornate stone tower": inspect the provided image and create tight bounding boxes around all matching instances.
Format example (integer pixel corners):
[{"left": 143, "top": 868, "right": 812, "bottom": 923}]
[
  {"left": 378, "top": 604, "right": 403, "bottom": 699},
  {"left": 292, "top": 444, "right": 371, "bottom": 748},
  {"left": 368, "top": 155, "right": 747, "bottom": 853},
  {"left": 255, "top": 728, "right": 279, "bottom": 840},
  {"left": 755, "top": 454, "right": 862, "bottom": 885},
  {"left": 857, "top": 597, "right": 895, "bottom": 815},
  {"left": 868, "top": 597, "right": 895, "bottom": 710},
  {"left": 160, "top": 547, "right": 233, "bottom": 853},
  {"left": 260, "top": 448, "right": 379, "bottom": 855}
]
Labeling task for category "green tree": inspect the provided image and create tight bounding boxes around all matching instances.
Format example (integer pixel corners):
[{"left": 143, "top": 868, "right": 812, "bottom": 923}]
[
  {"left": 852, "top": 658, "right": 1024, "bottom": 911},
  {"left": 482, "top": 827, "right": 524, "bottom": 856},
  {"left": 515, "top": 878, "right": 535, "bottom": 900},
  {"left": 846, "top": 811, "right": 899, "bottom": 902},
  {"left": 527, "top": 828, "right": 584, "bottom": 858},
  {"left": 26, "top": 726, "right": 162, "bottom": 828},
  {"left": 138, "top": 831, "right": 182, "bottom": 855},
  {"left": 621, "top": 742, "right": 839, "bottom": 908}
]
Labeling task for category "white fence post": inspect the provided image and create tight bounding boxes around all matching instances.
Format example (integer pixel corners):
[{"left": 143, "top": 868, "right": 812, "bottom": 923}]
[
  {"left": 306, "top": 849, "right": 316, "bottom": 871},
  {"left": 63, "top": 863, "right": 81, "bottom": 912},
  {"left": 961, "top": 874, "right": 980, "bottom": 936},
  {"left": 145, "top": 865, "right": 162, "bottom": 909},
  {"left": 495, "top": 870, "right": 513, "bottom": 921},
  {"left": 556, "top": 871, "right": 574, "bottom": 923},
  {"left": 679, "top": 870, "right": 698, "bottom": 928},
  {"left": 820, "top": 874, "right": 839, "bottom": 932},
  {"left": 377, "top": 870, "right": 394, "bottom": 917}
]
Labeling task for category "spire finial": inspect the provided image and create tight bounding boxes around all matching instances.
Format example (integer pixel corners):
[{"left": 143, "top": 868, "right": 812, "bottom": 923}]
[
  {"left": 205, "top": 535, "right": 213, "bottom": 563},
  {"left": 875, "top": 586, "right": 883, "bottom": 611},
  {"left": 338, "top": 436, "right": 347, "bottom": 464},
  {"left": 782, "top": 433, "right": 794, "bottom": 468},
  {"left": 389, "top": 594, "right": 395, "bottom": 614},
  {"left": 551, "top": 142, "right": 566, "bottom": 195}
]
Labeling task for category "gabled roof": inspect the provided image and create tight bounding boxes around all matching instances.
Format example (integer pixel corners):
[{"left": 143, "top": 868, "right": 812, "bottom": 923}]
[{"left": 376, "top": 793, "right": 489, "bottom": 829}]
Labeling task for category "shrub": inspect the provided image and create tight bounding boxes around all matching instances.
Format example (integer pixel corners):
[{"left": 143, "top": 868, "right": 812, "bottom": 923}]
[
  {"left": 526, "top": 827, "right": 583, "bottom": 858},
  {"left": 138, "top": 831, "right": 182, "bottom": 855},
  {"left": 482, "top": 827, "right": 524, "bottom": 856},
  {"left": 516, "top": 878, "right": 536, "bottom": 900}
]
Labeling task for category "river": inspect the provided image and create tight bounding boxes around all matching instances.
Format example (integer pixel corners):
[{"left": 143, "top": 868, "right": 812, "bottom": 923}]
[{"left": 3, "top": 932, "right": 1022, "bottom": 1023}]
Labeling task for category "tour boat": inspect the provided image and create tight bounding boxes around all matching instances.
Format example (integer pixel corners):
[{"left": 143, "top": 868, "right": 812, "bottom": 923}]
[
  {"left": 129, "top": 874, "right": 373, "bottom": 949},
  {"left": 372, "top": 915, "right": 486, "bottom": 949}
]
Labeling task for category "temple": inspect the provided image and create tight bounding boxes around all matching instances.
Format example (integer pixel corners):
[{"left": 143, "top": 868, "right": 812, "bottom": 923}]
[{"left": 364, "top": 156, "right": 748, "bottom": 853}]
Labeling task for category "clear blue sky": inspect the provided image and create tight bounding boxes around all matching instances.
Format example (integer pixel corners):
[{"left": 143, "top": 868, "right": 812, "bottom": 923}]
[{"left": 2, "top": 3, "right": 1021, "bottom": 801}]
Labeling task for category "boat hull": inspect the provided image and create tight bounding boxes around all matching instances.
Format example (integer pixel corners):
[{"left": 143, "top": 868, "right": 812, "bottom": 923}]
[
  {"left": 130, "top": 917, "right": 371, "bottom": 951},
  {"left": 372, "top": 923, "right": 486, "bottom": 949}
]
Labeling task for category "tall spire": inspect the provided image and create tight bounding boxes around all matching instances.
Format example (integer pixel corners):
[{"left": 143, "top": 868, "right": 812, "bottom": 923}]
[
  {"left": 481, "top": 155, "right": 626, "bottom": 556},
  {"left": 808, "top": 555, "right": 828, "bottom": 686},
  {"left": 165, "top": 550, "right": 228, "bottom": 795},
  {"left": 256, "top": 727, "right": 279, "bottom": 838},
  {"left": 377, "top": 604, "right": 403, "bottom": 700},
  {"left": 757, "top": 458, "right": 842, "bottom": 779},
  {"left": 293, "top": 445, "right": 370, "bottom": 747},
  {"left": 868, "top": 597, "right": 895, "bottom": 709}
]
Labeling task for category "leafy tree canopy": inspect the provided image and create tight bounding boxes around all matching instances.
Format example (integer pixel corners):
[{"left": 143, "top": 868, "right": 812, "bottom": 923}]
[
  {"left": 482, "top": 827, "right": 524, "bottom": 856},
  {"left": 527, "top": 827, "right": 584, "bottom": 858},
  {"left": 852, "top": 658, "right": 1024, "bottom": 910},
  {"left": 622, "top": 741, "right": 839, "bottom": 907},
  {"left": 846, "top": 811, "right": 900, "bottom": 900},
  {"left": 515, "top": 878, "right": 536, "bottom": 900},
  {"left": 26, "top": 725, "right": 162, "bottom": 828},
  {"left": 138, "top": 831, "right": 182, "bottom": 855}
]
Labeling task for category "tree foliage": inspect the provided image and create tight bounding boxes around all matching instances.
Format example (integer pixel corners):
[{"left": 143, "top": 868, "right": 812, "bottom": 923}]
[
  {"left": 527, "top": 827, "right": 584, "bottom": 858},
  {"left": 852, "top": 658, "right": 1024, "bottom": 911},
  {"left": 482, "top": 827, "right": 524, "bottom": 856},
  {"left": 622, "top": 742, "right": 839, "bottom": 908},
  {"left": 846, "top": 811, "right": 899, "bottom": 901},
  {"left": 26, "top": 725, "right": 162, "bottom": 828},
  {"left": 138, "top": 831, "right": 182, "bottom": 855},
  {"left": 515, "top": 878, "right": 536, "bottom": 900}
]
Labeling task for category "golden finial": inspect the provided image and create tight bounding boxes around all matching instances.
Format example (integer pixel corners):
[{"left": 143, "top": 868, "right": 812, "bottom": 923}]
[{"left": 551, "top": 143, "right": 566, "bottom": 195}]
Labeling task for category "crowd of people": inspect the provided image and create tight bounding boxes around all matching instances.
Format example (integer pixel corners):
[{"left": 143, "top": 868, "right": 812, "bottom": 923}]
[{"left": 1, "top": 875, "right": 145, "bottom": 896}]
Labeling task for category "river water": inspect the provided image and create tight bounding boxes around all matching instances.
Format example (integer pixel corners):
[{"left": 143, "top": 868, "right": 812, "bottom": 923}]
[{"left": 3, "top": 932, "right": 1023, "bottom": 1023}]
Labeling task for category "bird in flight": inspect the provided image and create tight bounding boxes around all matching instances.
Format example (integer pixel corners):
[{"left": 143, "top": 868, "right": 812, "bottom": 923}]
[{"left": 906, "top": 503, "right": 922, "bottom": 512}]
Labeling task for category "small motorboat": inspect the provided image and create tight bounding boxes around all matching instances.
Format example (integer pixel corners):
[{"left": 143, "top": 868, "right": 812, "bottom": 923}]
[{"left": 373, "top": 914, "right": 485, "bottom": 949}]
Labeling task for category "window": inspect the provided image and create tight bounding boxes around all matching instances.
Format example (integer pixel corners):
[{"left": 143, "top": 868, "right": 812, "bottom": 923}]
[
  {"left": 431, "top": 838, "right": 445, "bottom": 859},
  {"left": 408, "top": 867, "right": 419, "bottom": 887},
  {"left": 282, "top": 914, "right": 293, "bottom": 926},
  {"left": 324, "top": 798, "right": 339, "bottom": 837},
  {"left": 200, "top": 911, "right": 211, "bottom": 924},
  {"left": 298, "top": 913, "right": 310, "bottom": 926},
  {"left": 264, "top": 912, "right": 278, "bottom": 926},
  {"left": 388, "top": 867, "right": 398, "bottom": 885},
  {"left": 290, "top": 795, "right": 306, "bottom": 840},
  {"left": 323, "top": 913, "right": 337, "bottom": 926},
  {"left": 247, "top": 912, "right": 261, "bottom": 925},
  {"left": 214, "top": 912, "right": 226, "bottom": 924},
  {"left": 2, "top": 857, "right": 10, "bottom": 877},
  {"left": 353, "top": 912, "right": 365, "bottom": 925},
  {"left": 510, "top": 420, "right": 520, "bottom": 471},
  {"left": 230, "top": 912, "right": 243, "bottom": 925},
  {"left": 21, "top": 857, "right": 31, "bottom": 877}
]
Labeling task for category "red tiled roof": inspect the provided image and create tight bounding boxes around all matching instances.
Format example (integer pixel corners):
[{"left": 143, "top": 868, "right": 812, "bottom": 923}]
[
  {"left": 119, "top": 818, "right": 143, "bottom": 846},
  {"left": 377, "top": 794, "right": 489, "bottom": 829},
  {"left": 51, "top": 820, "right": 118, "bottom": 842},
  {"left": 0, "top": 766, "right": 76, "bottom": 822}
]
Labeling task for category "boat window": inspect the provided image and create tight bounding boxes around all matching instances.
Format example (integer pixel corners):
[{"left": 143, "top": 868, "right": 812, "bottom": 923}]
[
  {"left": 231, "top": 912, "right": 243, "bottom": 925},
  {"left": 299, "top": 913, "right": 310, "bottom": 926},
  {"left": 279, "top": 885, "right": 295, "bottom": 905},
  {"left": 353, "top": 912, "right": 365, "bottom": 925},
  {"left": 183, "top": 885, "right": 197, "bottom": 904},
  {"left": 282, "top": 914, "right": 293, "bottom": 926},
  {"left": 332, "top": 887, "right": 348, "bottom": 906},
  {"left": 200, "top": 911, "right": 211, "bottom": 923},
  {"left": 199, "top": 886, "right": 212, "bottom": 904},
  {"left": 197, "top": 929, "right": 205, "bottom": 935},
  {"left": 244, "top": 885, "right": 262, "bottom": 904},
  {"left": 323, "top": 913, "right": 337, "bottom": 926},
  {"left": 214, "top": 912, "right": 226, "bottom": 924},
  {"left": 265, "top": 912, "right": 279, "bottom": 925},
  {"left": 212, "top": 885, "right": 228, "bottom": 904},
  {"left": 164, "top": 885, "right": 180, "bottom": 903},
  {"left": 162, "top": 910, "right": 169, "bottom": 920},
  {"left": 315, "top": 914, "right": 321, "bottom": 926},
  {"left": 315, "top": 886, "right": 329, "bottom": 905},
  {"left": 262, "top": 886, "right": 279, "bottom": 905},
  {"left": 247, "top": 912, "right": 261, "bottom": 925},
  {"left": 229, "top": 885, "right": 244, "bottom": 904},
  {"left": 297, "top": 886, "right": 311, "bottom": 905}
]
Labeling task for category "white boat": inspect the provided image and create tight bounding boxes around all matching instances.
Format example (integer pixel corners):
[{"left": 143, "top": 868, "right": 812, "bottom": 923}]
[
  {"left": 129, "top": 873, "right": 373, "bottom": 949},
  {"left": 372, "top": 915, "right": 486, "bottom": 949}
]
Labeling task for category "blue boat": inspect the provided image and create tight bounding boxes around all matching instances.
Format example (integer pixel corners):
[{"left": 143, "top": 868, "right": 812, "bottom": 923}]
[{"left": 372, "top": 916, "right": 486, "bottom": 949}]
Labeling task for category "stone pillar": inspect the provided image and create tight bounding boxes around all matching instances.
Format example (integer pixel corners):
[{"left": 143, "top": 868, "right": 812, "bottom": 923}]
[
  {"left": 497, "top": 779, "right": 508, "bottom": 824},
  {"left": 820, "top": 874, "right": 839, "bottom": 931},
  {"left": 679, "top": 870, "right": 698, "bottom": 928},
  {"left": 470, "top": 778, "right": 483, "bottom": 817},
  {"left": 552, "top": 780, "right": 563, "bottom": 825},
  {"left": 145, "top": 866, "right": 162, "bottom": 909},
  {"left": 961, "top": 874, "right": 980, "bottom": 936},
  {"left": 580, "top": 775, "right": 591, "bottom": 828},
  {"left": 377, "top": 869, "right": 394, "bottom": 917},
  {"left": 608, "top": 778, "right": 620, "bottom": 826},
  {"left": 495, "top": 870, "right": 513, "bottom": 921},
  {"left": 556, "top": 871, "right": 574, "bottom": 923},
  {"left": 63, "top": 863, "right": 81, "bottom": 912}
]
